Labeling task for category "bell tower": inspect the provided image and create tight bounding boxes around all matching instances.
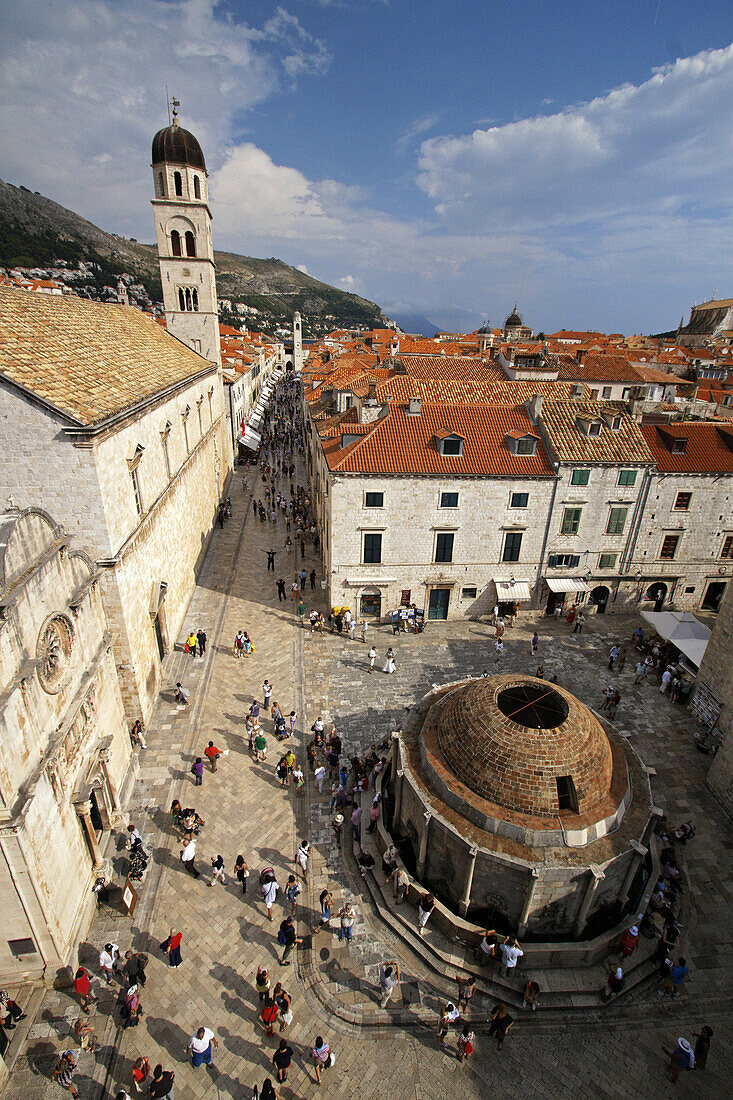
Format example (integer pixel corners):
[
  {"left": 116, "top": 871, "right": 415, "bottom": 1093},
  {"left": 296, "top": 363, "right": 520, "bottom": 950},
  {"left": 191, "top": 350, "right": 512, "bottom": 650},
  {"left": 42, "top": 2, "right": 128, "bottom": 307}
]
[
  {"left": 151, "top": 100, "right": 220, "bottom": 366},
  {"left": 293, "top": 311, "right": 303, "bottom": 373}
]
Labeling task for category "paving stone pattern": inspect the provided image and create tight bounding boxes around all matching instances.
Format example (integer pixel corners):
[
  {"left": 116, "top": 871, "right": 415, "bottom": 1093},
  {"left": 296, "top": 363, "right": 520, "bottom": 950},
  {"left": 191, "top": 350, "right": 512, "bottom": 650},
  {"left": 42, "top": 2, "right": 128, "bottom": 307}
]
[{"left": 7, "top": 449, "right": 733, "bottom": 1100}]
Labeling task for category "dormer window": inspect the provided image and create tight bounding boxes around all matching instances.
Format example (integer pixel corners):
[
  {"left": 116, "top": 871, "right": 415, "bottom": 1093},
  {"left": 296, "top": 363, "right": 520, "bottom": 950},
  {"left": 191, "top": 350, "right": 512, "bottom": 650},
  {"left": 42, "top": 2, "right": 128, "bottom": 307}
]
[
  {"left": 601, "top": 409, "right": 623, "bottom": 431},
  {"left": 434, "top": 430, "right": 464, "bottom": 456},
  {"left": 505, "top": 430, "right": 538, "bottom": 456},
  {"left": 672, "top": 437, "right": 687, "bottom": 454},
  {"left": 588, "top": 421, "right": 602, "bottom": 436}
]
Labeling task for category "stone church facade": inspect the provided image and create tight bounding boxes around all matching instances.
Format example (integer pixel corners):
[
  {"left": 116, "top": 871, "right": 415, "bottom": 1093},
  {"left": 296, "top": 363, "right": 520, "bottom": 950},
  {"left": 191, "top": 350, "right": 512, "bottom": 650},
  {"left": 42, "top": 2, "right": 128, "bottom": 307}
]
[{"left": 0, "top": 509, "right": 131, "bottom": 984}]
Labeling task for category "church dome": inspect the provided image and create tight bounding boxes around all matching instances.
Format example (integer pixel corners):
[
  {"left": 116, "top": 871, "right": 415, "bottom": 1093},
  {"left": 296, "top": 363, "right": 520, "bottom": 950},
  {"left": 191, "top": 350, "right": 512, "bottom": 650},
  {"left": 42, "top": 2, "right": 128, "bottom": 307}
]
[
  {"left": 504, "top": 305, "right": 523, "bottom": 328},
  {"left": 436, "top": 676, "right": 613, "bottom": 818},
  {"left": 152, "top": 121, "right": 206, "bottom": 171}
]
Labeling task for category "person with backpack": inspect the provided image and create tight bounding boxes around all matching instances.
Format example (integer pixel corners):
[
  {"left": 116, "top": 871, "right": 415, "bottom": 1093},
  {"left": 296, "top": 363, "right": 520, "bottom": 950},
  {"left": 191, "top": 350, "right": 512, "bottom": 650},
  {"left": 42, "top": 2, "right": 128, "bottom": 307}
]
[{"left": 260, "top": 869, "right": 280, "bottom": 921}]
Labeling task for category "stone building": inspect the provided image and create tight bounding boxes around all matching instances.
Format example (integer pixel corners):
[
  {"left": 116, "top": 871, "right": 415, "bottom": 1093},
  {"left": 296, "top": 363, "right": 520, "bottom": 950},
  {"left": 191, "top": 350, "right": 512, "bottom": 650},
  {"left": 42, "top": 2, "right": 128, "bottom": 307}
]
[
  {"left": 0, "top": 509, "right": 131, "bottom": 985},
  {"left": 677, "top": 296, "right": 733, "bottom": 347},
  {"left": 385, "top": 675, "right": 654, "bottom": 937},
  {"left": 0, "top": 285, "right": 232, "bottom": 720},
  {"left": 304, "top": 369, "right": 733, "bottom": 620}
]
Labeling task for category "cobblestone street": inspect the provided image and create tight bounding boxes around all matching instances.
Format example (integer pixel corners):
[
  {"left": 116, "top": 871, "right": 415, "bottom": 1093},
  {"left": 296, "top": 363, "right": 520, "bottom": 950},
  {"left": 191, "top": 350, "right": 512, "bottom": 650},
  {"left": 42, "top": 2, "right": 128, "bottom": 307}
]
[{"left": 6, "top": 463, "right": 732, "bottom": 1100}]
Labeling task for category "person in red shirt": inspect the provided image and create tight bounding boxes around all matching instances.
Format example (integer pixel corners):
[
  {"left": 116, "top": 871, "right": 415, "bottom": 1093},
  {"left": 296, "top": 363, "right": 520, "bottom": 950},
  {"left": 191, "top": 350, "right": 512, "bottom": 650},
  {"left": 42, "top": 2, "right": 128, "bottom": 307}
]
[
  {"left": 619, "top": 925, "right": 639, "bottom": 959},
  {"left": 261, "top": 996, "right": 279, "bottom": 1037},
  {"left": 73, "top": 968, "right": 95, "bottom": 1014},
  {"left": 204, "top": 742, "right": 222, "bottom": 772}
]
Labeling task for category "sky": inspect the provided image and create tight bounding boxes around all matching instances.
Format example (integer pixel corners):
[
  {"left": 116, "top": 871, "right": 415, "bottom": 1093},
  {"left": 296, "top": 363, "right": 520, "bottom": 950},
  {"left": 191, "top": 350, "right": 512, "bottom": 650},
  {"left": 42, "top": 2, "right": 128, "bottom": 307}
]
[{"left": 1, "top": 0, "right": 732, "bottom": 334}]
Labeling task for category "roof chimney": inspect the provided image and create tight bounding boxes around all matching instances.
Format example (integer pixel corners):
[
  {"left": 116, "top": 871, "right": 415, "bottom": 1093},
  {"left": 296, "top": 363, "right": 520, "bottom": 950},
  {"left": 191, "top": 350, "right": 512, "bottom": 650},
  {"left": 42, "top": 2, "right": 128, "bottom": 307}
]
[
  {"left": 527, "top": 393, "right": 544, "bottom": 423},
  {"left": 367, "top": 379, "right": 377, "bottom": 401},
  {"left": 408, "top": 395, "right": 422, "bottom": 416}
]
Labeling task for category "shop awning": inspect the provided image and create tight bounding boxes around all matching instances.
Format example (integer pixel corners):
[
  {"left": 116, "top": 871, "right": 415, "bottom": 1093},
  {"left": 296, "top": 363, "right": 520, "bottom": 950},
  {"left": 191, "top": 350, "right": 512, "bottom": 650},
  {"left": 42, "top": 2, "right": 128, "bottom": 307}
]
[
  {"left": 241, "top": 426, "right": 262, "bottom": 451},
  {"left": 546, "top": 577, "right": 591, "bottom": 593},
  {"left": 640, "top": 610, "right": 711, "bottom": 668},
  {"left": 493, "top": 579, "right": 531, "bottom": 601}
]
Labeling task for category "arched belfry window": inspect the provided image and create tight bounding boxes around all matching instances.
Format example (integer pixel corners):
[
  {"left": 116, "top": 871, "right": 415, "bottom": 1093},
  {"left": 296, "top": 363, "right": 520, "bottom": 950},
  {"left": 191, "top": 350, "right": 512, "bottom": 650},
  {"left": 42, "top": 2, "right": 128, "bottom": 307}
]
[
  {"left": 185, "top": 288, "right": 193, "bottom": 311},
  {"left": 192, "top": 288, "right": 199, "bottom": 311},
  {"left": 178, "top": 287, "right": 186, "bottom": 311},
  {"left": 174, "top": 171, "right": 182, "bottom": 196},
  {"left": 170, "top": 230, "right": 182, "bottom": 257},
  {"left": 193, "top": 175, "right": 201, "bottom": 199},
  {"left": 158, "top": 172, "right": 165, "bottom": 197},
  {"left": 184, "top": 231, "right": 196, "bottom": 257}
]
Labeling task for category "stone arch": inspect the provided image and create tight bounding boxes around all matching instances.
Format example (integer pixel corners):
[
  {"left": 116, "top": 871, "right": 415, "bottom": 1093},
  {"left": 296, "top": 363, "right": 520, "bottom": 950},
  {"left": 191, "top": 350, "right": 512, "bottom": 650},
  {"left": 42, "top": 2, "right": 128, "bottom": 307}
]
[
  {"left": 0, "top": 507, "right": 62, "bottom": 594},
  {"left": 174, "top": 170, "right": 183, "bottom": 196},
  {"left": 193, "top": 174, "right": 201, "bottom": 199},
  {"left": 184, "top": 230, "right": 196, "bottom": 257},
  {"left": 170, "top": 229, "right": 182, "bottom": 257}
]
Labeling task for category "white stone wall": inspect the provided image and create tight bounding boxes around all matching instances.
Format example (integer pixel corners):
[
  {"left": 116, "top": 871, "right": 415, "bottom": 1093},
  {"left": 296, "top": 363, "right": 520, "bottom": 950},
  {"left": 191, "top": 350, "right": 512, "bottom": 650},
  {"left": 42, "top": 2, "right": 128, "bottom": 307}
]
[
  {"left": 629, "top": 471, "right": 733, "bottom": 612},
  {"left": 326, "top": 473, "right": 557, "bottom": 619},
  {"left": 0, "top": 513, "right": 131, "bottom": 983}
]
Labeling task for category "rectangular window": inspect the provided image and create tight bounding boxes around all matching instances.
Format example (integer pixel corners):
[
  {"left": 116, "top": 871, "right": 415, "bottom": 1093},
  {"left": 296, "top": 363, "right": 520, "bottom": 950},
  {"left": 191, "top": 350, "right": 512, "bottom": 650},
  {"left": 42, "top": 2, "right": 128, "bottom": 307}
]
[
  {"left": 435, "top": 532, "right": 455, "bottom": 563},
  {"left": 556, "top": 775, "right": 579, "bottom": 813},
  {"left": 599, "top": 553, "right": 618, "bottom": 569},
  {"left": 721, "top": 535, "right": 733, "bottom": 559},
  {"left": 461, "top": 587, "right": 477, "bottom": 599},
  {"left": 660, "top": 534, "right": 680, "bottom": 560},
  {"left": 441, "top": 437, "right": 462, "bottom": 455},
  {"left": 618, "top": 469, "right": 637, "bottom": 487},
  {"left": 131, "top": 467, "right": 144, "bottom": 517},
  {"left": 674, "top": 491, "right": 692, "bottom": 511},
  {"left": 606, "top": 507, "right": 628, "bottom": 535},
  {"left": 502, "top": 531, "right": 523, "bottom": 562},
  {"left": 440, "top": 491, "right": 459, "bottom": 508},
  {"left": 602, "top": 386, "right": 612, "bottom": 399},
  {"left": 510, "top": 492, "right": 529, "bottom": 508},
  {"left": 363, "top": 533, "right": 382, "bottom": 564},
  {"left": 571, "top": 469, "right": 589, "bottom": 486},
  {"left": 364, "top": 491, "right": 384, "bottom": 508},
  {"left": 561, "top": 507, "right": 582, "bottom": 535},
  {"left": 622, "top": 387, "right": 632, "bottom": 399},
  {"left": 548, "top": 553, "right": 581, "bottom": 568},
  {"left": 516, "top": 437, "right": 536, "bottom": 455}
]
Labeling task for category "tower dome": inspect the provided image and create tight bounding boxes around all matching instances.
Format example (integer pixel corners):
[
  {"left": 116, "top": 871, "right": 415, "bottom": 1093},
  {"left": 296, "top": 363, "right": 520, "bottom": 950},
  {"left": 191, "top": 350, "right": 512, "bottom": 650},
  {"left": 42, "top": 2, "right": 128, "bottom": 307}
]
[
  {"left": 152, "top": 118, "right": 206, "bottom": 172},
  {"left": 504, "top": 303, "right": 523, "bottom": 329}
]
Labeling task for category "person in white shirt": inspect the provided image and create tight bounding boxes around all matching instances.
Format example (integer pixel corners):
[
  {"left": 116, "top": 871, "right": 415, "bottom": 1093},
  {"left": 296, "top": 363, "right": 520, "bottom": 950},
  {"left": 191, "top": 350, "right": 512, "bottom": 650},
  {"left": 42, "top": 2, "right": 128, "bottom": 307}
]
[
  {"left": 660, "top": 667, "right": 673, "bottom": 694},
  {"left": 180, "top": 839, "right": 200, "bottom": 878},
  {"left": 314, "top": 764, "right": 326, "bottom": 794},
  {"left": 186, "top": 1026, "right": 218, "bottom": 1068},
  {"left": 379, "top": 962, "right": 401, "bottom": 1008},
  {"left": 262, "top": 876, "right": 280, "bottom": 921},
  {"left": 99, "top": 943, "right": 121, "bottom": 984},
  {"left": 500, "top": 936, "right": 524, "bottom": 974}
]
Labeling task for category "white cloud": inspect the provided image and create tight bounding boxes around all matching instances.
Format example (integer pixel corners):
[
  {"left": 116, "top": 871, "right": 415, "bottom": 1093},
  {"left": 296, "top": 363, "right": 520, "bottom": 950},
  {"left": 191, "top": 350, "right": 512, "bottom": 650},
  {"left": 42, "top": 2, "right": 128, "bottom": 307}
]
[
  {"left": 0, "top": 0, "right": 330, "bottom": 233},
  {"left": 395, "top": 112, "right": 442, "bottom": 155},
  {"left": 417, "top": 45, "right": 733, "bottom": 233}
]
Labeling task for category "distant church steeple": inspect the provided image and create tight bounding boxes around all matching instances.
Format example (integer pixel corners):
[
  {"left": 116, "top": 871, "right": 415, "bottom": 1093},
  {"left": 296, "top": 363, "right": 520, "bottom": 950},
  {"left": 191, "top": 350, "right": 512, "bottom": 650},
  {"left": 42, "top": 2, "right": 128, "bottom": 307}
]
[{"left": 150, "top": 101, "right": 220, "bottom": 366}]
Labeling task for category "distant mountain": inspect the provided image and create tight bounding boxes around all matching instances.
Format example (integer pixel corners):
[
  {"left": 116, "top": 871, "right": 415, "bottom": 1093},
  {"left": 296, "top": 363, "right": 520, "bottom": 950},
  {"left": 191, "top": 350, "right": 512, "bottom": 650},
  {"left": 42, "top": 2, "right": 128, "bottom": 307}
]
[
  {"left": 390, "top": 312, "right": 441, "bottom": 337},
  {"left": 0, "top": 179, "right": 388, "bottom": 336}
]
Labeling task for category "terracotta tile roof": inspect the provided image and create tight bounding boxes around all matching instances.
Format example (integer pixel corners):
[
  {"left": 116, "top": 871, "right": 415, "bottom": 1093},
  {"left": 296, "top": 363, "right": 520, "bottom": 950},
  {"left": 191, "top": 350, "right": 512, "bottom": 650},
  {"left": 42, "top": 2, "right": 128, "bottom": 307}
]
[
  {"left": 320, "top": 402, "right": 556, "bottom": 477},
  {"left": 374, "top": 375, "right": 573, "bottom": 404},
  {"left": 0, "top": 286, "right": 213, "bottom": 427},
  {"left": 556, "top": 353, "right": 640, "bottom": 383},
  {"left": 641, "top": 422, "right": 733, "bottom": 472},
  {"left": 539, "top": 400, "right": 654, "bottom": 464},
  {"left": 630, "top": 364, "right": 692, "bottom": 385},
  {"left": 396, "top": 355, "right": 495, "bottom": 380}
]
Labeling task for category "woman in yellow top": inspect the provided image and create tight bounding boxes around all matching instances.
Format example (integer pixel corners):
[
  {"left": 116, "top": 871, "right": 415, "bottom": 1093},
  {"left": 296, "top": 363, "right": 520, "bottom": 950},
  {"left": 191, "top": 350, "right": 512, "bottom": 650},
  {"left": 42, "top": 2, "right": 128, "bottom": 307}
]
[{"left": 185, "top": 631, "right": 197, "bottom": 657}]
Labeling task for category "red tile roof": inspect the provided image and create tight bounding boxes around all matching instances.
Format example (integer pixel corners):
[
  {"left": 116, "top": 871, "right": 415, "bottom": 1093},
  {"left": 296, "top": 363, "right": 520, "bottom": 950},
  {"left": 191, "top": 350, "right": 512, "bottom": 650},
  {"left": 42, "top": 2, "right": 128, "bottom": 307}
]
[
  {"left": 640, "top": 423, "right": 733, "bottom": 473},
  {"left": 320, "top": 402, "right": 556, "bottom": 477}
]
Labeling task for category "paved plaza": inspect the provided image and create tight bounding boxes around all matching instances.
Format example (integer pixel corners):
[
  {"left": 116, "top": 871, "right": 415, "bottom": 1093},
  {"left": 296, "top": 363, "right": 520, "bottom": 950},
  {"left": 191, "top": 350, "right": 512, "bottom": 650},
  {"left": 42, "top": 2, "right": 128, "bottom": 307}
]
[{"left": 6, "top": 461, "right": 733, "bottom": 1100}]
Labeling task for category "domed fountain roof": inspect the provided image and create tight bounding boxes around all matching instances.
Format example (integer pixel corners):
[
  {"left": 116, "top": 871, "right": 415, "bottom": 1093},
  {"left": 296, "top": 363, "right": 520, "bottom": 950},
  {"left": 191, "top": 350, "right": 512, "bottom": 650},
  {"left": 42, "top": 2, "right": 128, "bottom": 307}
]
[{"left": 436, "top": 676, "right": 613, "bottom": 818}]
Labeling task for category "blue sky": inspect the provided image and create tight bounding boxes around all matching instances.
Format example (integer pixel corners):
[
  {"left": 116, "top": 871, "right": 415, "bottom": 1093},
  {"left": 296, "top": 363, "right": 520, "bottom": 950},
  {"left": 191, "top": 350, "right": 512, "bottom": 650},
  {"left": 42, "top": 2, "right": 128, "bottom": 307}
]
[{"left": 1, "top": 0, "right": 732, "bottom": 333}]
